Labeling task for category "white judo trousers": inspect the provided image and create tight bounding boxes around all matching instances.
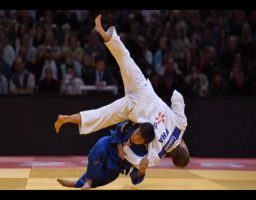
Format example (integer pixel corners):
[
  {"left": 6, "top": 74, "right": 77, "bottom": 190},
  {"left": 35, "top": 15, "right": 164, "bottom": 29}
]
[{"left": 79, "top": 27, "right": 187, "bottom": 168}]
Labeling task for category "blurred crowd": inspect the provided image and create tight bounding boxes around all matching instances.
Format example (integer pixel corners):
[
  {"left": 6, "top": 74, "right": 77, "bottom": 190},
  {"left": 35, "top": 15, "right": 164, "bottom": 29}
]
[{"left": 0, "top": 10, "right": 256, "bottom": 97}]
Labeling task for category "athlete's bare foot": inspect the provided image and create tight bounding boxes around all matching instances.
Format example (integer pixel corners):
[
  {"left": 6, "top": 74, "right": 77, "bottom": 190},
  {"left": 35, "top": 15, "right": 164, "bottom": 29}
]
[
  {"left": 94, "top": 15, "right": 111, "bottom": 42},
  {"left": 95, "top": 15, "right": 103, "bottom": 33},
  {"left": 54, "top": 115, "right": 67, "bottom": 134},
  {"left": 57, "top": 178, "right": 76, "bottom": 188},
  {"left": 81, "top": 179, "right": 92, "bottom": 190}
]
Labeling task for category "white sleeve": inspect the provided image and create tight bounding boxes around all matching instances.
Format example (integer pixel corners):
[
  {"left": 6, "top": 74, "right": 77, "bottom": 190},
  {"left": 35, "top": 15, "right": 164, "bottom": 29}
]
[
  {"left": 123, "top": 142, "right": 161, "bottom": 169},
  {"left": 123, "top": 145, "right": 141, "bottom": 169}
]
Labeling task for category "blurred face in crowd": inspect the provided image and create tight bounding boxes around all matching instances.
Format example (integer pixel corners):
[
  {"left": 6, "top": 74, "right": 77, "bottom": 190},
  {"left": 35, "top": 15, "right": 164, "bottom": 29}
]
[
  {"left": 45, "top": 32, "right": 54, "bottom": 45},
  {"left": 251, "top": 10, "right": 256, "bottom": 22},
  {"left": 185, "top": 51, "right": 192, "bottom": 64},
  {"left": 242, "top": 23, "right": 252, "bottom": 39},
  {"left": 66, "top": 67, "right": 75, "bottom": 79},
  {"left": 227, "top": 36, "right": 238, "bottom": 52},
  {"left": 35, "top": 25, "right": 44, "bottom": 36},
  {"left": 70, "top": 36, "right": 78, "bottom": 49},
  {"left": 22, "top": 33, "right": 30, "bottom": 46},
  {"left": 207, "top": 47, "right": 216, "bottom": 61},
  {"left": 190, "top": 39, "right": 198, "bottom": 52},
  {"left": 217, "top": 15, "right": 225, "bottom": 28},
  {"left": 15, "top": 57, "right": 25, "bottom": 74},
  {"left": 234, "top": 53, "right": 242, "bottom": 66},
  {"left": 213, "top": 74, "right": 222, "bottom": 86},
  {"left": 219, "top": 28, "right": 227, "bottom": 41},
  {"left": 233, "top": 68, "right": 244, "bottom": 87},
  {"left": 159, "top": 36, "right": 167, "bottom": 50},
  {"left": 90, "top": 31, "right": 99, "bottom": 45},
  {"left": 191, "top": 66, "right": 199, "bottom": 78},
  {"left": 19, "top": 23, "right": 28, "bottom": 36},
  {"left": 95, "top": 59, "right": 105, "bottom": 72},
  {"left": 164, "top": 56, "right": 175, "bottom": 73},
  {"left": 233, "top": 10, "right": 246, "bottom": 22},
  {"left": 45, "top": 11, "right": 53, "bottom": 24},
  {"left": 45, "top": 46, "right": 53, "bottom": 60},
  {"left": 83, "top": 53, "right": 93, "bottom": 68},
  {"left": 18, "top": 46, "right": 28, "bottom": 60},
  {"left": 175, "top": 25, "right": 183, "bottom": 38},
  {"left": 19, "top": 10, "right": 30, "bottom": 19},
  {"left": 65, "top": 56, "right": 73, "bottom": 65}
]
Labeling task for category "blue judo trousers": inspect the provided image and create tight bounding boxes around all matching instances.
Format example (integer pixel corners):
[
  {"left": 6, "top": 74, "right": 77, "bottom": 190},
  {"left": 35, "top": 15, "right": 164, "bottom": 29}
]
[{"left": 75, "top": 120, "right": 147, "bottom": 188}]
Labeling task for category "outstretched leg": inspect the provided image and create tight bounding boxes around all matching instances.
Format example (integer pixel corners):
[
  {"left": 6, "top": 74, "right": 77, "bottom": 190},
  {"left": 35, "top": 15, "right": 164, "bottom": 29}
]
[
  {"left": 55, "top": 96, "right": 132, "bottom": 134},
  {"left": 95, "top": 15, "right": 147, "bottom": 95}
]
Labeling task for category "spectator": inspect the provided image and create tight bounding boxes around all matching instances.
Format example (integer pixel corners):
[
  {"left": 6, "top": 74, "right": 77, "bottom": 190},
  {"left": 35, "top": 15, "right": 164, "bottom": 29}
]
[
  {"left": 81, "top": 52, "right": 94, "bottom": 85},
  {"left": 185, "top": 66, "right": 209, "bottom": 97},
  {"left": 84, "top": 29, "right": 107, "bottom": 58},
  {"left": 171, "top": 24, "right": 190, "bottom": 69},
  {"left": 154, "top": 36, "right": 170, "bottom": 76},
  {"left": 60, "top": 49, "right": 82, "bottom": 78},
  {"left": 0, "top": 68, "right": 8, "bottom": 94},
  {"left": 201, "top": 46, "right": 221, "bottom": 81},
  {"left": 38, "top": 45, "right": 59, "bottom": 82},
  {"left": 15, "top": 32, "right": 37, "bottom": 63},
  {"left": 221, "top": 36, "right": 240, "bottom": 77},
  {"left": 209, "top": 71, "right": 228, "bottom": 96},
  {"left": 32, "top": 23, "right": 45, "bottom": 48},
  {"left": 239, "top": 23, "right": 255, "bottom": 66},
  {"left": 60, "top": 64, "right": 84, "bottom": 95},
  {"left": 38, "top": 66, "right": 59, "bottom": 94},
  {"left": 9, "top": 56, "right": 35, "bottom": 94},
  {"left": 88, "top": 55, "right": 117, "bottom": 88},
  {"left": 1, "top": 34, "right": 15, "bottom": 69},
  {"left": 228, "top": 67, "right": 253, "bottom": 95},
  {"left": 0, "top": 10, "right": 255, "bottom": 97}
]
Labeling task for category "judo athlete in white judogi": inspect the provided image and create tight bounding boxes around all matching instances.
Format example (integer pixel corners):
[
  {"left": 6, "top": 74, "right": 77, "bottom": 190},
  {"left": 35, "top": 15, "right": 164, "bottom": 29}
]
[{"left": 55, "top": 14, "right": 189, "bottom": 175}]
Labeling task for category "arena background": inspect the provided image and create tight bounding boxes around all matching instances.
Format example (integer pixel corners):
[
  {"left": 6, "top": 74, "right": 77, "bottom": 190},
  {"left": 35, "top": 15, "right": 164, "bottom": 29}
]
[
  {"left": 0, "top": 94, "right": 256, "bottom": 157},
  {"left": 0, "top": 10, "right": 256, "bottom": 190}
]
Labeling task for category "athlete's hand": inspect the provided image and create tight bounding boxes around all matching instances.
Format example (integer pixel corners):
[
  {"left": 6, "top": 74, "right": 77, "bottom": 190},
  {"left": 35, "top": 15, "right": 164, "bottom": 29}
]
[
  {"left": 139, "top": 157, "right": 149, "bottom": 172},
  {"left": 118, "top": 147, "right": 126, "bottom": 160}
]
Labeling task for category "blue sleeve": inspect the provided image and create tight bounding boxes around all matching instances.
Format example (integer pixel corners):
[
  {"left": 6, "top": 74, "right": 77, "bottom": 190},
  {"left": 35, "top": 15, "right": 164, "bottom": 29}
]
[
  {"left": 130, "top": 168, "right": 145, "bottom": 185},
  {"left": 110, "top": 123, "right": 123, "bottom": 144}
]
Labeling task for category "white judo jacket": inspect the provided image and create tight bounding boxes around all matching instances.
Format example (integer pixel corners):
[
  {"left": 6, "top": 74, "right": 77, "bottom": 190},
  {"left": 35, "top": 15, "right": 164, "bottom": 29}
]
[{"left": 79, "top": 27, "right": 188, "bottom": 168}]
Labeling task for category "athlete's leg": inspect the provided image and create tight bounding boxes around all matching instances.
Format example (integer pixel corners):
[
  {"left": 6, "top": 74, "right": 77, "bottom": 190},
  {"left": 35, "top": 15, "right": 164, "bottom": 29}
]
[{"left": 95, "top": 15, "right": 146, "bottom": 95}]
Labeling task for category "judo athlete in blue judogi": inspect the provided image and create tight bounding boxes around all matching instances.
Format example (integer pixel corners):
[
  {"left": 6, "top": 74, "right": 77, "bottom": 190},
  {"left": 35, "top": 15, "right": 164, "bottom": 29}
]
[{"left": 57, "top": 120, "right": 155, "bottom": 190}]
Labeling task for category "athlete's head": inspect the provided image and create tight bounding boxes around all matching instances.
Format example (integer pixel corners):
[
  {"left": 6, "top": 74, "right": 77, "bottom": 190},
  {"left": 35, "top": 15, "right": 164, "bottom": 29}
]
[
  {"left": 171, "top": 139, "right": 190, "bottom": 168},
  {"left": 130, "top": 122, "right": 155, "bottom": 145}
]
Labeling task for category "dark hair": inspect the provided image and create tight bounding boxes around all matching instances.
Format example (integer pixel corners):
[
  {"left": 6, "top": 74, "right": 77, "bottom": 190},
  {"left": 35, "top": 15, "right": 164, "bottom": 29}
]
[
  {"left": 66, "top": 64, "right": 74, "bottom": 70},
  {"left": 171, "top": 140, "right": 190, "bottom": 168},
  {"left": 95, "top": 55, "right": 105, "bottom": 63},
  {"left": 139, "top": 122, "right": 155, "bottom": 144}
]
